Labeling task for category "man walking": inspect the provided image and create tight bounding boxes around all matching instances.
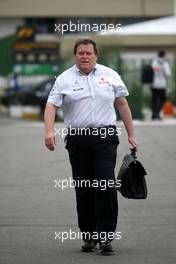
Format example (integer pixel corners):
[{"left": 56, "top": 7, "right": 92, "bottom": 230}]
[
  {"left": 151, "top": 50, "right": 171, "bottom": 120},
  {"left": 44, "top": 38, "right": 138, "bottom": 253}
]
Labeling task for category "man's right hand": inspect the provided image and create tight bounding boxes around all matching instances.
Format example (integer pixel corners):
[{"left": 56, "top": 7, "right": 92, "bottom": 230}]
[{"left": 45, "top": 131, "right": 57, "bottom": 151}]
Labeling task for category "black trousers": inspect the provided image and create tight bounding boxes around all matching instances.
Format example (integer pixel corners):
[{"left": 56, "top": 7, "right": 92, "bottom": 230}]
[
  {"left": 65, "top": 127, "right": 119, "bottom": 242},
  {"left": 151, "top": 88, "right": 166, "bottom": 119}
]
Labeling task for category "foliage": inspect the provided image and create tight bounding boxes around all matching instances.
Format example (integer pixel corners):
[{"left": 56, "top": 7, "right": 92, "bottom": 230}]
[{"left": 0, "top": 35, "right": 16, "bottom": 76}]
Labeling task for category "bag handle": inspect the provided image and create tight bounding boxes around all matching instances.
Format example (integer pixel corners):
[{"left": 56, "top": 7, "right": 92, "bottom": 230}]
[{"left": 130, "top": 147, "right": 137, "bottom": 159}]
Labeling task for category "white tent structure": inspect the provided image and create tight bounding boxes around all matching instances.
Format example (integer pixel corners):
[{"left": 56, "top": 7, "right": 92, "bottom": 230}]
[
  {"left": 101, "top": 16, "right": 176, "bottom": 36},
  {"left": 95, "top": 16, "right": 176, "bottom": 51},
  {"left": 60, "top": 16, "right": 176, "bottom": 57}
]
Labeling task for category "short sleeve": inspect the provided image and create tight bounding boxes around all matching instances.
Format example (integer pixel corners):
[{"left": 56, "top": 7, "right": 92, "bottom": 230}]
[
  {"left": 112, "top": 72, "right": 129, "bottom": 98},
  {"left": 47, "top": 76, "right": 63, "bottom": 107},
  {"left": 163, "top": 61, "right": 171, "bottom": 77}
]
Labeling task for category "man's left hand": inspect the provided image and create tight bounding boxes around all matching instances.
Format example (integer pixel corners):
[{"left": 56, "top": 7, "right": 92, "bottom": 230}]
[{"left": 128, "top": 136, "right": 138, "bottom": 152}]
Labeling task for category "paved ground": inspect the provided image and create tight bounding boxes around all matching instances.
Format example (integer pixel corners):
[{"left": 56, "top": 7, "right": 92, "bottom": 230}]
[{"left": 0, "top": 117, "right": 176, "bottom": 264}]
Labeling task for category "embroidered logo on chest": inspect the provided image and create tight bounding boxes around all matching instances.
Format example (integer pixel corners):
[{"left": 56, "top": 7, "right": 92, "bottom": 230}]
[
  {"left": 73, "top": 87, "right": 84, "bottom": 91},
  {"left": 98, "top": 76, "right": 109, "bottom": 84}
]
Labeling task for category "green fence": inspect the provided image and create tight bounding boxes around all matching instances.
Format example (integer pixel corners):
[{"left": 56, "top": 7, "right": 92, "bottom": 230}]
[
  {"left": 98, "top": 50, "right": 176, "bottom": 119},
  {"left": 59, "top": 51, "right": 176, "bottom": 119},
  {"left": 0, "top": 35, "right": 15, "bottom": 76},
  {"left": 1, "top": 37, "right": 175, "bottom": 119}
]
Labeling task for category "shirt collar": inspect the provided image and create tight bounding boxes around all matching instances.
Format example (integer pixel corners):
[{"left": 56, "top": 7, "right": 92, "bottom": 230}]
[{"left": 74, "top": 64, "right": 97, "bottom": 75}]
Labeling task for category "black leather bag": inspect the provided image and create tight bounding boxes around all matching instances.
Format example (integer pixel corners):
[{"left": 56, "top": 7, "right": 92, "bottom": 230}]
[{"left": 116, "top": 149, "right": 147, "bottom": 199}]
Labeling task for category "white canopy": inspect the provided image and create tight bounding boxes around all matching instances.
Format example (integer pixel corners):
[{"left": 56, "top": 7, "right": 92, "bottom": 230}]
[{"left": 100, "top": 16, "right": 176, "bottom": 36}]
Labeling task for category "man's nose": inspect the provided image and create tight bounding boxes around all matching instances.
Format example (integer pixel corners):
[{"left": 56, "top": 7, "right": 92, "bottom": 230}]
[{"left": 82, "top": 53, "right": 88, "bottom": 58}]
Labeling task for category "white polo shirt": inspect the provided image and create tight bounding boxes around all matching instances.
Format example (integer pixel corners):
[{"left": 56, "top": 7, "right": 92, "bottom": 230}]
[
  {"left": 152, "top": 58, "right": 171, "bottom": 89},
  {"left": 47, "top": 63, "right": 129, "bottom": 128}
]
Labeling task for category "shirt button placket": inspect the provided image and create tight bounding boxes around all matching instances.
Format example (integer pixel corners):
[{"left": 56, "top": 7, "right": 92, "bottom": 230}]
[{"left": 87, "top": 74, "right": 95, "bottom": 124}]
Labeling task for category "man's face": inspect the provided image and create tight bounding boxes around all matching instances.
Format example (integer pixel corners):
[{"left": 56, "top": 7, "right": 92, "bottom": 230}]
[{"left": 75, "top": 44, "right": 97, "bottom": 74}]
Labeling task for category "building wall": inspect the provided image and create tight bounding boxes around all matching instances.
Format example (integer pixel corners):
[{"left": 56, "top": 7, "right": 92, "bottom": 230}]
[{"left": 0, "top": 0, "right": 175, "bottom": 17}]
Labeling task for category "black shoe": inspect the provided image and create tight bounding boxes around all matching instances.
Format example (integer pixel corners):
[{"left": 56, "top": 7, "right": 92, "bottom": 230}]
[
  {"left": 81, "top": 240, "right": 96, "bottom": 252},
  {"left": 99, "top": 240, "right": 114, "bottom": 254},
  {"left": 152, "top": 116, "right": 157, "bottom": 120}
]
